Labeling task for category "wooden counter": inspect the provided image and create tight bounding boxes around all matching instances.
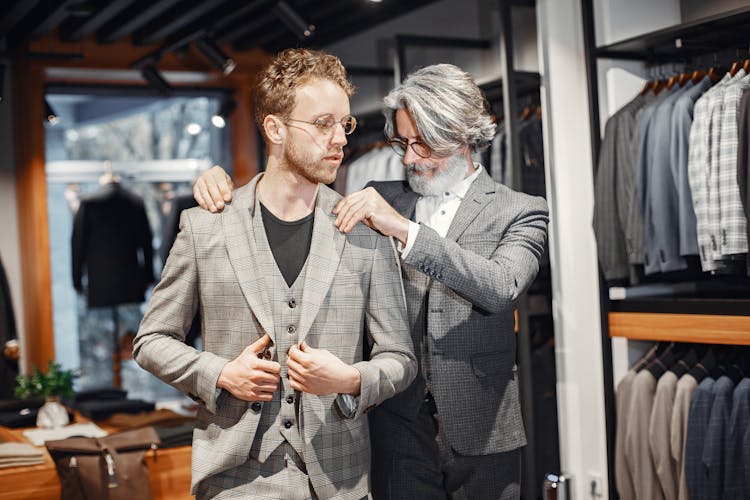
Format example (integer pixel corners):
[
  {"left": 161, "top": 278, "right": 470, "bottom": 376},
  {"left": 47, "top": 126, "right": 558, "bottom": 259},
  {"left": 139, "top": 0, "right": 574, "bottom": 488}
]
[{"left": 0, "top": 424, "right": 193, "bottom": 500}]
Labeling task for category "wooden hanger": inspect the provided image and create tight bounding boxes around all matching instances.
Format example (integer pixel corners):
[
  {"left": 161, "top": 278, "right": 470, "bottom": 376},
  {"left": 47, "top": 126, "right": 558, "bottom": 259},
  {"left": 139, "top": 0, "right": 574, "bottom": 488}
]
[
  {"left": 729, "top": 60, "right": 741, "bottom": 76},
  {"left": 666, "top": 74, "right": 679, "bottom": 90},
  {"left": 707, "top": 66, "right": 722, "bottom": 82},
  {"left": 639, "top": 79, "right": 654, "bottom": 96},
  {"left": 743, "top": 58, "right": 750, "bottom": 73},
  {"left": 677, "top": 71, "right": 691, "bottom": 86},
  {"left": 690, "top": 69, "right": 706, "bottom": 83},
  {"left": 651, "top": 79, "right": 667, "bottom": 95}
]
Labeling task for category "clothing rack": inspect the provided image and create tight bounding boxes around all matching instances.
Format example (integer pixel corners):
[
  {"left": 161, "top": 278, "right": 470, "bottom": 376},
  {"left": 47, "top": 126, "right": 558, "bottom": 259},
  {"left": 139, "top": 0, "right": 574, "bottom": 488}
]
[{"left": 581, "top": 3, "right": 750, "bottom": 498}]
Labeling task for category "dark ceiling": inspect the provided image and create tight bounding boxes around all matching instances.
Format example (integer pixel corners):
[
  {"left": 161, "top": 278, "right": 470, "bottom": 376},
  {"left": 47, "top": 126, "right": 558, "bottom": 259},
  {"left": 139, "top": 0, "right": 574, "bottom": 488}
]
[{"left": 1, "top": 0, "right": 438, "bottom": 58}]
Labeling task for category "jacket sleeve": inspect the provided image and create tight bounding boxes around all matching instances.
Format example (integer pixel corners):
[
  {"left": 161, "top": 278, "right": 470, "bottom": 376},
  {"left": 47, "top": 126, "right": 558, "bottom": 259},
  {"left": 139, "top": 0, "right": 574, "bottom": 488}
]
[
  {"left": 403, "top": 195, "right": 548, "bottom": 314},
  {"left": 136, "top": 200, "right": 155, "bottom": 286},
  {"left": 350, "top": 234, "right": 416, "bottom": 419},
  {"left": 133, "top": 211, "right": 228, "bottom": 414}
]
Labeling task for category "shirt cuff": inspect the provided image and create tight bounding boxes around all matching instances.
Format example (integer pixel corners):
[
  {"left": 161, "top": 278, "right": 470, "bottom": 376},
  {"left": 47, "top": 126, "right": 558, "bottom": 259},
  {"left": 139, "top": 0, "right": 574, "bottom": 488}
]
[{"left": 398, "top": 221, "right": 420, "bottom": 259}]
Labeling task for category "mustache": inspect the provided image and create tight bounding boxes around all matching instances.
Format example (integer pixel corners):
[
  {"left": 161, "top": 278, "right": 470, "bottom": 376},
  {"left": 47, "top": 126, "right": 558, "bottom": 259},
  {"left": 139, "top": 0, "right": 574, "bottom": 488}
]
[{"left": 407, "top": 162, "right": 435, "bottom": 173}]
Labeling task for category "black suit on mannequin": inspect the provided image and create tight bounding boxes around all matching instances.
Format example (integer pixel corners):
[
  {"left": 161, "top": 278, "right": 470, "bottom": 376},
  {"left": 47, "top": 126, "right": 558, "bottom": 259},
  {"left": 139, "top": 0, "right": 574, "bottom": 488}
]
[{"left": 72, "top": 182, "right": 154, "bottom": 308}]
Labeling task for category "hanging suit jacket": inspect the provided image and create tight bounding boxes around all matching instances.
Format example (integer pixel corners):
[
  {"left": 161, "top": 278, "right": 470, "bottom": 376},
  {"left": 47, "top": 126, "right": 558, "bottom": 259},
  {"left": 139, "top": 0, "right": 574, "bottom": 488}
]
[
  {"left": 71, "top": 182, "right": 154, "bottom": 307},
  {"left": 133, "top": 175, "right": 416, "bottom": 498},
  {"left": 0, "top": 255, "right": 18, "bottom": 399},
  {"left": 367, "top": 168, "right": 548, "bottom": 455}
]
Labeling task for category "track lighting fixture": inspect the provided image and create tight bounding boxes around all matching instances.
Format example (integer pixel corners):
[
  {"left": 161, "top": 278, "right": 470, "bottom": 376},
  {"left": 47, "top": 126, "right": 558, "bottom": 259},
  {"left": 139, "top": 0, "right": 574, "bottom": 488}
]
[
  {"left": 211, "top": 96, "right": 236, "bottom": 128},
  {"left": 141, "top": 65, "right": 172, "bottom": 96},
  {"left": 45, "top": 98, "right": 59, "bottom": 125},
  {"left": 273, "top": 0, "right": 316, "bottom": 40},
  {"left": 196, "top": 37, "right": 236, "bottom": 76}
]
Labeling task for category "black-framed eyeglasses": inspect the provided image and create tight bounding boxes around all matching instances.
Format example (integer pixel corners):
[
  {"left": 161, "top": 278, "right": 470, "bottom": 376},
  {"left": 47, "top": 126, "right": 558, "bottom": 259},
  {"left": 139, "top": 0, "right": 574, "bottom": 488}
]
[
  {"left": 388, "top": 137, "right": 431, "bottom": 158},
  {"left": 286, "top": 114, "right": 357, "bottom": 135}
]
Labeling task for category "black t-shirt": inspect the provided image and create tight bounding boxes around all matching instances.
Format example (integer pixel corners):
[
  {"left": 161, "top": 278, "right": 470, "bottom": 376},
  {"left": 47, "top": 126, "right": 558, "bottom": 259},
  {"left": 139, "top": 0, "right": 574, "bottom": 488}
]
[{"left": 260, "top": 203, "right": 314, "bottom": 287}]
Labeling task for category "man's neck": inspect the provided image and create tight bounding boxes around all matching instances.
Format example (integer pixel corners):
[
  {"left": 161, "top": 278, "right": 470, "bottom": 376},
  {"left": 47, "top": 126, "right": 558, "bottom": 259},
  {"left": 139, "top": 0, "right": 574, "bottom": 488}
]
[{"left": 257, "top": 158, "right": 318, "bottom": 221}]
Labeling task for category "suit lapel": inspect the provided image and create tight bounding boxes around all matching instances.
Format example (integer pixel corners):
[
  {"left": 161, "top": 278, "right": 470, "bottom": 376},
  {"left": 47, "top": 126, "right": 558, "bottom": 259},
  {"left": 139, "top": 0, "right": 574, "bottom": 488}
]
[
  {"left": 222, "top": 175, "right": 276, "bottom": 345},
  {"left": 445, "top": 169, "right": 497, "bottom": 241},
  {"left": 298, "top": 185, "right": 346, "bottom": 344},
  {"left": 391, "top": 186, "right": 420, "bottom": 221}
]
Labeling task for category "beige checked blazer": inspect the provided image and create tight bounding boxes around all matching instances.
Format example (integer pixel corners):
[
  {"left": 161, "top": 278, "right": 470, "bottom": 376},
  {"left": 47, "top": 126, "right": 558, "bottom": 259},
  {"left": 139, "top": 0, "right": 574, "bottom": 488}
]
[{"left": 134, "top": 174, "right": 416, "bottom": 498}]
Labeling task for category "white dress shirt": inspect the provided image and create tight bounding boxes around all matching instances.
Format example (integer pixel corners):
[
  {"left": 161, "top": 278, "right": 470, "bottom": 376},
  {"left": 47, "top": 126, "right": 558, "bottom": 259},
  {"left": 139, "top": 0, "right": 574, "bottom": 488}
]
[{"left": 400, "top": 164, "right": 483, "bottom": 258}]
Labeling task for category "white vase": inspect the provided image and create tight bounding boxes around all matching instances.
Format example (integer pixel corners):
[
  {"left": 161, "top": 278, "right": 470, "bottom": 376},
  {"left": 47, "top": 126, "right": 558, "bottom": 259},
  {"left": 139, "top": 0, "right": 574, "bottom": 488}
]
[{"left": 36, "top": 397, "right": 69, "bottom": 429}]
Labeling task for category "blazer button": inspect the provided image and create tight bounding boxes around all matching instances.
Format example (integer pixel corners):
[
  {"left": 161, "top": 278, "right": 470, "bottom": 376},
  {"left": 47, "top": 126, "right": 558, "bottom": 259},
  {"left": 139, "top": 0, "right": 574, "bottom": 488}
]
[
  {"left": 283, "top": 419, "right": 293, "bottom": 429},
  {"left": 287, "top": 325, "right": 296, "bottom": 334},
  {"left": 288, "top": 299, "right": 296, "bottom": 308},
  {"left": 251, "top": 402, "right": 262, "bottom": 412},
  {"left": 286, "top": 395, "right": 294, "bottom": 404}
]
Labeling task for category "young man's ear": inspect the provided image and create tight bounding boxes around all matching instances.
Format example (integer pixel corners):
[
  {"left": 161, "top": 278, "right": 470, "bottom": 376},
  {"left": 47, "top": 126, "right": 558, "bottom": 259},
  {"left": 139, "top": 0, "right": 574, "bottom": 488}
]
[{"left": 263, "top": 115, "right": 286, "bottom": 144}]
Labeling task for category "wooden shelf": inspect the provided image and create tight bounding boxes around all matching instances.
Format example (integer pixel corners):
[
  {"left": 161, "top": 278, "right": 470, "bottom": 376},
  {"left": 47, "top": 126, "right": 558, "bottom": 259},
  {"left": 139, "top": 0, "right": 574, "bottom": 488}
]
[{"left": 609, "top": 312, "right": 750, "bottom": 345}]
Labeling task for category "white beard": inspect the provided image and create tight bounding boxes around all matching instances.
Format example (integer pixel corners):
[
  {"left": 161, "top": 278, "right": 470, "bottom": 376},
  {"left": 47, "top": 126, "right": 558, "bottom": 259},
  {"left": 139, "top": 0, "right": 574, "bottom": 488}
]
[{"left": 406, "top": 153, "right": 468, "bottom": 197}]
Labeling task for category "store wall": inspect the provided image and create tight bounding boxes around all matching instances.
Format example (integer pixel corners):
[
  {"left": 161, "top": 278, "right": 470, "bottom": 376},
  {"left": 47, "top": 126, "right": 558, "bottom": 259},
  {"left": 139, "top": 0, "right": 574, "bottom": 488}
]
[
  {"left": 0, "top": 65, "right": 26, "bottom": 369},
  {"left": 324, "top": 0, "right": 538, "bottom": 116},
  {"left": 535, "top": 0, "right": 609, "bottom": 496}
]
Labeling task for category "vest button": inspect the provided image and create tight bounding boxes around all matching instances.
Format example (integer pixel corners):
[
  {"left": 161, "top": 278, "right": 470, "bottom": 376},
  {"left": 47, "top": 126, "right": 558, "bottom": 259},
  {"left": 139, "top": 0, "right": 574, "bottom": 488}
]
[
  {"left": 283, "top": 420, "right": 293, "bottom": 429},
  {"left": 288, "top": 299, "right": 296, "bottom": 308},
  {"left": 286, "top": 395, "right": 294, "bottom": 404},
  {"left": 251, "top": 402, "right": 261, "bottom": 412},
  {"left": 287, "top": 325, "right": 296, "bottom": 334}
]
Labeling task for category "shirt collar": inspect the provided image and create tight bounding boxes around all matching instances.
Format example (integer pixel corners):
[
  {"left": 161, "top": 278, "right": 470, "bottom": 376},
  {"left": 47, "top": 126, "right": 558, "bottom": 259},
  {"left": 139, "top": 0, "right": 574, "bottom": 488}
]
[{"left": 447, "top": 164, "right": 483, "bottom": 200}]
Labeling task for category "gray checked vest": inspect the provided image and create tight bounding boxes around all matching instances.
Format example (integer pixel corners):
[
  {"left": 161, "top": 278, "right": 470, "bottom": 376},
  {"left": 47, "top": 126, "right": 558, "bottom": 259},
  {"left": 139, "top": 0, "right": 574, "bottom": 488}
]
[{"left": 248, "top": 198, "right": 307, "bottom": 464}]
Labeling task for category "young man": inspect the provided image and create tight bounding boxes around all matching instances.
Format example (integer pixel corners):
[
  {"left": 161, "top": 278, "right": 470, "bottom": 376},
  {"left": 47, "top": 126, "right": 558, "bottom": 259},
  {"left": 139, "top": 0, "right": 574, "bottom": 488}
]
[
  {"left": 134, "top": 48, "right": 416, "bottom": 500},
  {"left": 195, "top": 63, "right": 549, "bottom": 500}
]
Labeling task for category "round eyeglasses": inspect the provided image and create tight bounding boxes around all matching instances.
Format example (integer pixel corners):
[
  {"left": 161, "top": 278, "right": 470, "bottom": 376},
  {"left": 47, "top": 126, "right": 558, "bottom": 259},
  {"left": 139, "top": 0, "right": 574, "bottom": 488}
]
[
  {"left": 286, "top": 114, "right": 357, "bottom": 135},
  {"left": 387, "top": 138, "right": 432, "bottom": 158}
]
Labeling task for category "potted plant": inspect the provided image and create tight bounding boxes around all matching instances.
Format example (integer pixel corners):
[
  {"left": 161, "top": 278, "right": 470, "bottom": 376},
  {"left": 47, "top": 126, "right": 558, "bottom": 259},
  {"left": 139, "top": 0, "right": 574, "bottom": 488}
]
[{"left": 15, "top": 361, "right": 75, "bottom": 428}]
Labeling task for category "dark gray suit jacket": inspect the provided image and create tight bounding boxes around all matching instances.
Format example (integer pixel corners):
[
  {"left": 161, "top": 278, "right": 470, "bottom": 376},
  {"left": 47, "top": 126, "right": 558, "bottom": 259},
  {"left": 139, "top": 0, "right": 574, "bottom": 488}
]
[{"left": 368, "top": 168, "right": 548, "bottom": 455}]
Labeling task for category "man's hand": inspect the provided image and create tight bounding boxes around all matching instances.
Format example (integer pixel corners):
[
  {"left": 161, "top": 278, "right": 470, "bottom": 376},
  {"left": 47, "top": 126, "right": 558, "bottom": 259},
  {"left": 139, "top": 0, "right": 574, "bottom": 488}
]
[
  {"left": 193, "top": 165, "right": 234, "bottom": 212},
  {"left": 287, "top": 342, "right": 361, "bottom": 396},
  {"left": 333, "top": 186, "right": 409, "bottom": 244},
  {"left": 217, "top": 334, "right": 280, "bottom": 401}
]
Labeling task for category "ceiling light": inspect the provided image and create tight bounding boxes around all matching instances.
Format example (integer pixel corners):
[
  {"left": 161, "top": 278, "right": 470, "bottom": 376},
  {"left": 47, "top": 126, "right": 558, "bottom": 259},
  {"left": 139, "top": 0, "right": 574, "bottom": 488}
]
[
  {"left": 141, "top": 66, "right": 172, "bottom": 96},
  {"left": 196, "top": 37, "right": 236, "bottom": 76},
  {"left": 45, "top": 99, "right": 59, "bottom": 125},
  {"left": 211, "top": 96, "right": 236, "bottom": 128},
  {"left": 273, "top": 0, "right": 316, "bottom": 40},
  {"left": 185, "top": 123, "right": 202, "bottom": 135}
]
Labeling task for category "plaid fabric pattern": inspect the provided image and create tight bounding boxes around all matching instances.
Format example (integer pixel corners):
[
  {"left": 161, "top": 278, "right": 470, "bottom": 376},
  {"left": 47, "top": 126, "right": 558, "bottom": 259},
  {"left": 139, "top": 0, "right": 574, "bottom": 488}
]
[
  {"left": 685, "top": 377, "right": 716, "bottom": 499},
  {"left": 718, "top": 72, "right": 750, "bottom": 257},
  {"left": 688, "top": 73, "right": 732, "bottom": 271},
  {"left": 134, "top": 174, "right": 416, "bottom": 498}
]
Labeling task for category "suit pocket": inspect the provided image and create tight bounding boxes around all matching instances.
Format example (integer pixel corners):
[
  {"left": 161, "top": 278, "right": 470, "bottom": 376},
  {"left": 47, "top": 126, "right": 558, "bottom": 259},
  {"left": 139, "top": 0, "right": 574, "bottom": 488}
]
[{"left": 471, "top": 350, "right": 515, "bottom": 378}]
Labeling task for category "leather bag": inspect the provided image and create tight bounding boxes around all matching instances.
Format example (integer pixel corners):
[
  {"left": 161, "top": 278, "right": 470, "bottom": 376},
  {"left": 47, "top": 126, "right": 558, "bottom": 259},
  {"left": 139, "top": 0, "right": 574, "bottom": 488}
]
[{"left": 45, "top": 426, "right": 161, "bottom": 500}]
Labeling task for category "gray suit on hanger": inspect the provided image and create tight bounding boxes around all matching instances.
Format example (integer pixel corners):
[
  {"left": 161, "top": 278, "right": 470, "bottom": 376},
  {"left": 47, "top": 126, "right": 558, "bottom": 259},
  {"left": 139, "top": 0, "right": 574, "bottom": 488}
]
[{"left": 366, "top": 169, "right": 548, "bottom": 499}]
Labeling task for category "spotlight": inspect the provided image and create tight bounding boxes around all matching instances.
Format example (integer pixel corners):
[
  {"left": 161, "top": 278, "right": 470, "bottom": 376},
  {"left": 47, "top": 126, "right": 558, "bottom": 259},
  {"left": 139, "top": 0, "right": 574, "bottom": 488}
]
[
  {"left": 273, "top": 0, "right": 315, "bottom": 40},
  {"left": 211, "top": 97, "right": 236, "bottom": 128},
  {"left": 196, "top": 37, "right": 236, "bottom": 76},
  {"left": 185, "top": 123, "right": 202, "bottom": 135},
  {"left": 141, "top": 66, "right": 172, "bottom": 96},
  {"left": 45, "top": 99, "right": 59, "bottom": 125}
]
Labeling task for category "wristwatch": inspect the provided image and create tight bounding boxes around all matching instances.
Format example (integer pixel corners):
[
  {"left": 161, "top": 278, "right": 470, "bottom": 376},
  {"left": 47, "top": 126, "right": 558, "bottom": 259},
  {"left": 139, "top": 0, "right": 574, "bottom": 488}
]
[{"left": 335, "top": 393, "right": 359, "bottom": 419}]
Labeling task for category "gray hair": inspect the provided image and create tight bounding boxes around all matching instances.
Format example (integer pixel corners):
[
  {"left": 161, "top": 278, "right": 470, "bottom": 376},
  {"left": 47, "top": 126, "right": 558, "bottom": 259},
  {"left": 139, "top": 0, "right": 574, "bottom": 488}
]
[{"left": 383, "top": 64, "right": 496, "bottom": 156}]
